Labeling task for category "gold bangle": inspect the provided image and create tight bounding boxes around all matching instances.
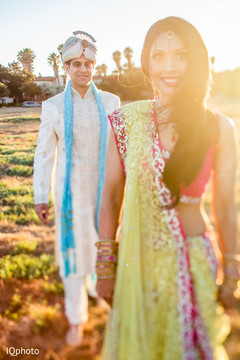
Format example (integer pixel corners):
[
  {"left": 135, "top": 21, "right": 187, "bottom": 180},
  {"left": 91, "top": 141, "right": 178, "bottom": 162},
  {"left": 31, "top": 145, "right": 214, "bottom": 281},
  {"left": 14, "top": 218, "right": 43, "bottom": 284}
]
[
  {"left": 96, "top": 239, "right": 116, "bottom": 245},
  {"left": 97, "top": 274, "right": 116, "bottom": 279}
]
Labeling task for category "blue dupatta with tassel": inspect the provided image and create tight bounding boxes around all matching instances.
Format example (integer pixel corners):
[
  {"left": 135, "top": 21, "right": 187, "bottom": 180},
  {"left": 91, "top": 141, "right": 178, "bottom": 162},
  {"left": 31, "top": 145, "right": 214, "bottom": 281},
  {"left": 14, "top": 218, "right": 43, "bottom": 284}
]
[{"left": 61, "top": 80, "right": 108, "bottom": 276}]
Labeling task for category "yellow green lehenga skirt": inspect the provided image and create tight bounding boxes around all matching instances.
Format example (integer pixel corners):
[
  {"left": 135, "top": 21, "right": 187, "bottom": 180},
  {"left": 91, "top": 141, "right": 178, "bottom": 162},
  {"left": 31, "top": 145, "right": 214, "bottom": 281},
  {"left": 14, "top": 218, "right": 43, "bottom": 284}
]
[
  {"left": 99, "top": 171, "right": 230, "bottom": 360},
  {"left": 101, "top": 209, "right": 229, "bottom": 360}
]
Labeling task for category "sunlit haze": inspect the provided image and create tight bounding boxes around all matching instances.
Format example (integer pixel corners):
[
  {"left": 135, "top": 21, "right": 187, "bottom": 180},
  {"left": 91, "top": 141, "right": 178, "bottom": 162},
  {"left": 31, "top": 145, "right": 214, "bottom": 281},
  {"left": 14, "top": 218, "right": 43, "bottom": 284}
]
[{"left": 1, "top": 0, "right": 240, "bottom": 76}]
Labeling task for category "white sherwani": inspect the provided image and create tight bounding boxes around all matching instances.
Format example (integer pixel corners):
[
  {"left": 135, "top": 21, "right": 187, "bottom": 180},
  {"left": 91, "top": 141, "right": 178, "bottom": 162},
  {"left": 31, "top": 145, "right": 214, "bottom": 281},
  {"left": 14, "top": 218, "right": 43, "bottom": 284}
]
[{"left": 34, "top": 86, "right": 120, "bottom": 278}]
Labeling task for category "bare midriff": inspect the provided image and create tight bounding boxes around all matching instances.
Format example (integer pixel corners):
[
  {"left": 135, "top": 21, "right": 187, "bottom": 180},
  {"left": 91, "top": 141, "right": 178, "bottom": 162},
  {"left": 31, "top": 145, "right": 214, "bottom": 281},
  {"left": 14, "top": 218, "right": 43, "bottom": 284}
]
[{"left": 177, "top": 202, "right": 211, "bottom": 237}]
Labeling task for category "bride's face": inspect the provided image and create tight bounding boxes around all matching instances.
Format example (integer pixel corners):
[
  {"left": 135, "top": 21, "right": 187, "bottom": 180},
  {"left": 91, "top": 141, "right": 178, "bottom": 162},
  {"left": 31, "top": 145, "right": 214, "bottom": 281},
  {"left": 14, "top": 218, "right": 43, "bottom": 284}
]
[{"left": 149, "top": 31, "right": 188, "bottom": 105}]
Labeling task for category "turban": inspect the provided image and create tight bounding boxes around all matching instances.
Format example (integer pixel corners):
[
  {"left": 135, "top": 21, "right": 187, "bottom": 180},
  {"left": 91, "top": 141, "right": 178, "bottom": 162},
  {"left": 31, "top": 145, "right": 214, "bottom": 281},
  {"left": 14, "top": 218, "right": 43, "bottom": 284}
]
[{"left": 62, "top": 31, "right": 97, "bottom": 64}]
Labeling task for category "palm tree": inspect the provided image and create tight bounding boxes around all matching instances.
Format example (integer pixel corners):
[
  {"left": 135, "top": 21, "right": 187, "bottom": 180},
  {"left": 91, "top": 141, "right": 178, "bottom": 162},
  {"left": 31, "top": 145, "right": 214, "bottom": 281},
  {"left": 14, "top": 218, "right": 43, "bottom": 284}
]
[
  {"left": 17, "top": 48, "right": 36, "bottom": 73},
  {"left": 101, "top": 64, "right": 107, "bottom": 76},
  {"left": 57, "top": 44, "right": 64, "bottom": 74},
  {"left": 95, "top": 64, "right": 108, "bottom": 77},
  {"left": 124, "top": 47, "right": 133, "bottom": 72},
  {"left": 112, "top": 51, "right": 122, "bottom": 74},
  {"left": 57, "top": 44, "right": 63, "bottom": 59},
  {"left": 95, "top": 66, "right": 103, "bottom": 77},
  {"left": 47, "top": 52, "right": 61, "bottom": 85},
  {"left": 8, "top": 61, "right": 22, "bottom": 74}
]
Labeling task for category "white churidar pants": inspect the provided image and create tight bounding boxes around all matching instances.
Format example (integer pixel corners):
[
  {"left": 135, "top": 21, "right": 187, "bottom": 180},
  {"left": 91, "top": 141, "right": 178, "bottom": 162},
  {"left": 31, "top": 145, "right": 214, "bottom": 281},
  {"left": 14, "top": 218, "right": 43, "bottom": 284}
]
[{"left": 62, "top": 274, "right": 98, "bottom": 325}]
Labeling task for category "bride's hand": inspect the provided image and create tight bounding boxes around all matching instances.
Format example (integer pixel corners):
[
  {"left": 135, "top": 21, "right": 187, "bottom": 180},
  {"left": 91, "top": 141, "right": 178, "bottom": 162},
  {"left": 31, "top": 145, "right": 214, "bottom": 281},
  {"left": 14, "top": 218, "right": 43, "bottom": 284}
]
[
  {"left": 96, "top": 278, "right": 116, "bottom": 306},
  {"left": 218, "top": 283, "right": 236, "bottom": 309}
]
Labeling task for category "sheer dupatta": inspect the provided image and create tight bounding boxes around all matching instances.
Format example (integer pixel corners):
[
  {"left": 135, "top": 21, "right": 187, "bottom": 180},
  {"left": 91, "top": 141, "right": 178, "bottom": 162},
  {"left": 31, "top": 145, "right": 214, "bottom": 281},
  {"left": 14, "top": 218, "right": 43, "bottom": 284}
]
[{"left": 101, "top": 101, "right": 227, "bottom": 360}]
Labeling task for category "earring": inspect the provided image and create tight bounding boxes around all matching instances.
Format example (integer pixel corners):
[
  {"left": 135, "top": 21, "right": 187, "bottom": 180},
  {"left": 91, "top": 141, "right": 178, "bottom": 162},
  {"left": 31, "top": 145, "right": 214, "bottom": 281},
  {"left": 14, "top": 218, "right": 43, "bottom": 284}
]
[{"left": 151, "top": 81, "right": 158, "bottom": 99}]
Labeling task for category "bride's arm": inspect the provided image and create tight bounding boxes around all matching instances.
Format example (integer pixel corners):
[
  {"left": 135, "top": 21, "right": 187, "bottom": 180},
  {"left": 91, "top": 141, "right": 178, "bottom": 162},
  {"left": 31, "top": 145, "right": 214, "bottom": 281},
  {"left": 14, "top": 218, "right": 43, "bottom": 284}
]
[{"left": 96, "top": 130, "right": 125, "bottom": 304}]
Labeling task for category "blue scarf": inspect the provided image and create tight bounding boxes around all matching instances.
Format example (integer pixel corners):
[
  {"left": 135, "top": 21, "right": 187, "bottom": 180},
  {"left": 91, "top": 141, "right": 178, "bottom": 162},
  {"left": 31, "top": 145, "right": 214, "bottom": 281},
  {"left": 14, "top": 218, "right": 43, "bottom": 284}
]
[{"left": 61, "top": 81, "right": 108, "bottom": 276}]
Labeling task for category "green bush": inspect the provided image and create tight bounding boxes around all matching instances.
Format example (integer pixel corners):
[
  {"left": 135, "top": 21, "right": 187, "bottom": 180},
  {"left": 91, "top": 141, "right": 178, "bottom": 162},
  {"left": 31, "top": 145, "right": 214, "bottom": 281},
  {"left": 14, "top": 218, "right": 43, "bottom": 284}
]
[
  {"left": 0, "top": 155, "right": 5, "bottom": 164},
  {"left": 0, "top": 148, "right": 16, "bottom": 155},
  {"left": 3, "top": 204, "right": 26, "bottom": 216},
  {"left": 8, "top": 154, "right": 34, "bottom": 166},
  {"left": 0, "top": 208, "right": 43, "bottom": 225},
  {"left": 43, "top": 281, "right": 64, "bottom": 295},
  {"left": 0, "top": 180, "right": 55, "bottom": 224},
  {"left": 0, "top": 182, "right": 32, "bottom": 197},
  {"left": 4, "top": 165, "right": 33, "bottom": 177},
  {"left": 7, "top": 193, "right": 33, "bottom": 206},
  {"left": 0, "top": 253, "right": 57, "bottom": 279},
  {"left": 11, "top": 240, "right": 37, "bottom": 255},
  {"left": 29, "top": 303, "right": 61, "bottom": 334},
  {"left": 0, "top": 183, "right": 52, "bottom": 224},
  {"left": 4, "top": 294, "right": 26, "bottom": 320}
]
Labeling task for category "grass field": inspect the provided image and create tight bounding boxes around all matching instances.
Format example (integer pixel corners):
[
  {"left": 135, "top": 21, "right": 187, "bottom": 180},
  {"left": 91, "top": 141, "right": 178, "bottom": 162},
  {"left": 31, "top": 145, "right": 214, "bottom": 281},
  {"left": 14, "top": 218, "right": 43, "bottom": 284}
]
[
  {"left": 0, "top": 108, "right": 107, "bottom": 360},
  {"left": 0, "top": 100, "right": 240, "bottom": 360}
]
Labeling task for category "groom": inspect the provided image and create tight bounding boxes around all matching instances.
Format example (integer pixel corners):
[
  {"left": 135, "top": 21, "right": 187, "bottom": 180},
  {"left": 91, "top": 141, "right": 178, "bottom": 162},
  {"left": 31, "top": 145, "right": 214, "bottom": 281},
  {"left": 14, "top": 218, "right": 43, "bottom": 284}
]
[{"left": 34, "top": 31, "right": 120, "bottom": 345}]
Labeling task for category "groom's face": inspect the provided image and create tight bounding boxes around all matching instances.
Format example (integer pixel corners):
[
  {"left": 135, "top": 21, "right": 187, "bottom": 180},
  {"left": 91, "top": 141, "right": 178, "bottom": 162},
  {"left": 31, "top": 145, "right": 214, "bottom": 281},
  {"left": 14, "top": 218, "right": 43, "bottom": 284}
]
[{"left": 65, "top": 54, "right": 94, "bottom": 90}]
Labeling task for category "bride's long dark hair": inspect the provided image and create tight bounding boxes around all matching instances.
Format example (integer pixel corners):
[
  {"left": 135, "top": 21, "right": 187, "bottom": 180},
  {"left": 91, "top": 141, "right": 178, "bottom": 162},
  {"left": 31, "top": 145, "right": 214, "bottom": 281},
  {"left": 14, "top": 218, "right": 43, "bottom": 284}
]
[{"left": 141, "top": 16, "right": 218, "bottom": 206}]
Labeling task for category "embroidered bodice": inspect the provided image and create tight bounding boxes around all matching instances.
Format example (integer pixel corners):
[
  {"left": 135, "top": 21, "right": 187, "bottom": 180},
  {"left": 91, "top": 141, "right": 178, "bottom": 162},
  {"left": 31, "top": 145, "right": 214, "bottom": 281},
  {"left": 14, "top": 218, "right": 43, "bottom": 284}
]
[
  {"left": 180, "top": 145, "right": 214, "bottom": 203},
  {"left": 109, "top": 100, "right": 215, "bottom": 205},
  {"left": 158, "top": 138, "right": 215, "bottom": 205}
]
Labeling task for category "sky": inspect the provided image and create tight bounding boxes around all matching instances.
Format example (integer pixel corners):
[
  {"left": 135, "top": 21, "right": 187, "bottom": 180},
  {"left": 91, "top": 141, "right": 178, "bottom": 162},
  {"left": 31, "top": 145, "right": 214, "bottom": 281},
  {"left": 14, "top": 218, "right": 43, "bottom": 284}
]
[{"left": 1, "top": 0, "right": 240, "bottom": 77}]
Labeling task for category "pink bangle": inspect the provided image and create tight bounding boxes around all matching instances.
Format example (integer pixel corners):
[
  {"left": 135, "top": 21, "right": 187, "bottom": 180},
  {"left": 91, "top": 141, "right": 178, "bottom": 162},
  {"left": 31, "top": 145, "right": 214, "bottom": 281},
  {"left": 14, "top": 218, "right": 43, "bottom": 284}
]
[{"left": 97, "top": 255, "right": 118, "bottom": 262}]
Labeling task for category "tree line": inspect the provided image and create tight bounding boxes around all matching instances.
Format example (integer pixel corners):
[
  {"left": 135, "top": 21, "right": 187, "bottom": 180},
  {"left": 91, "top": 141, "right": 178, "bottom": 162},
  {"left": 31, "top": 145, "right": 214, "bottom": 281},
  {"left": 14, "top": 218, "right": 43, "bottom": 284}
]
[
  {"left": 0, "top": 46, "right": 64, "bottom": 103},
  {"left": 0, "top": 46, "right": 240, "bottom": 103},
  {"left": 0, "top": 49, "right": 39, "bottom": 103}
]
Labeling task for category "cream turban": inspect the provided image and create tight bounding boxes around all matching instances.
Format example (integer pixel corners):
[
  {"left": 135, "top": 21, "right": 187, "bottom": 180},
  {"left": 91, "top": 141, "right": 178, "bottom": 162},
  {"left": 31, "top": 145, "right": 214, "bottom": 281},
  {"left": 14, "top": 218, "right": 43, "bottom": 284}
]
[{"left": 62, "top": 31, "right": 97, "bottom": 64}]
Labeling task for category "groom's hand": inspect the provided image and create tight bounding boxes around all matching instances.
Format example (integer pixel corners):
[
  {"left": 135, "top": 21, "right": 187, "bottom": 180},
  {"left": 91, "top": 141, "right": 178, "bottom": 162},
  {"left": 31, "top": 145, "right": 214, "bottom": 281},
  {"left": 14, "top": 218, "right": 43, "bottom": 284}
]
[{"left": 35, "top": 203, "right": 49, "bottom": 224}]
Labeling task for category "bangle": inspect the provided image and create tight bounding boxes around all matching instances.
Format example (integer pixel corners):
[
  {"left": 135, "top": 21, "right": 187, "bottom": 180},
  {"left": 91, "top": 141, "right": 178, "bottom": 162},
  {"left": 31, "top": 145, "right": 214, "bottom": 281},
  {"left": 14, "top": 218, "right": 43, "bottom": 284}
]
[
  {"left": 95, "top": 239, "right": 118, "bottom": 278},
  {"left": 97, "top": 274, "right": 116, "bottom": 279},
  {"left": 96, "top": 240, "right": 118, "bottom": 251},
  {"left": 223, "top": 253, "right": 240, "bottom": 262},
  {"left": 96, "top": 262, "right": 117, "bottom": 270},
  {"left": 96, "top": 263, "right": 117, "bottom": 278},
  {"left": 96, "top": 240, "right": 118, "bottom": 259},
  {"left": 96, "top": 239, "right": 118, "bottom": 246},
  {"left": 97, "top": 254, "right": 118, "bottom": 263}
]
